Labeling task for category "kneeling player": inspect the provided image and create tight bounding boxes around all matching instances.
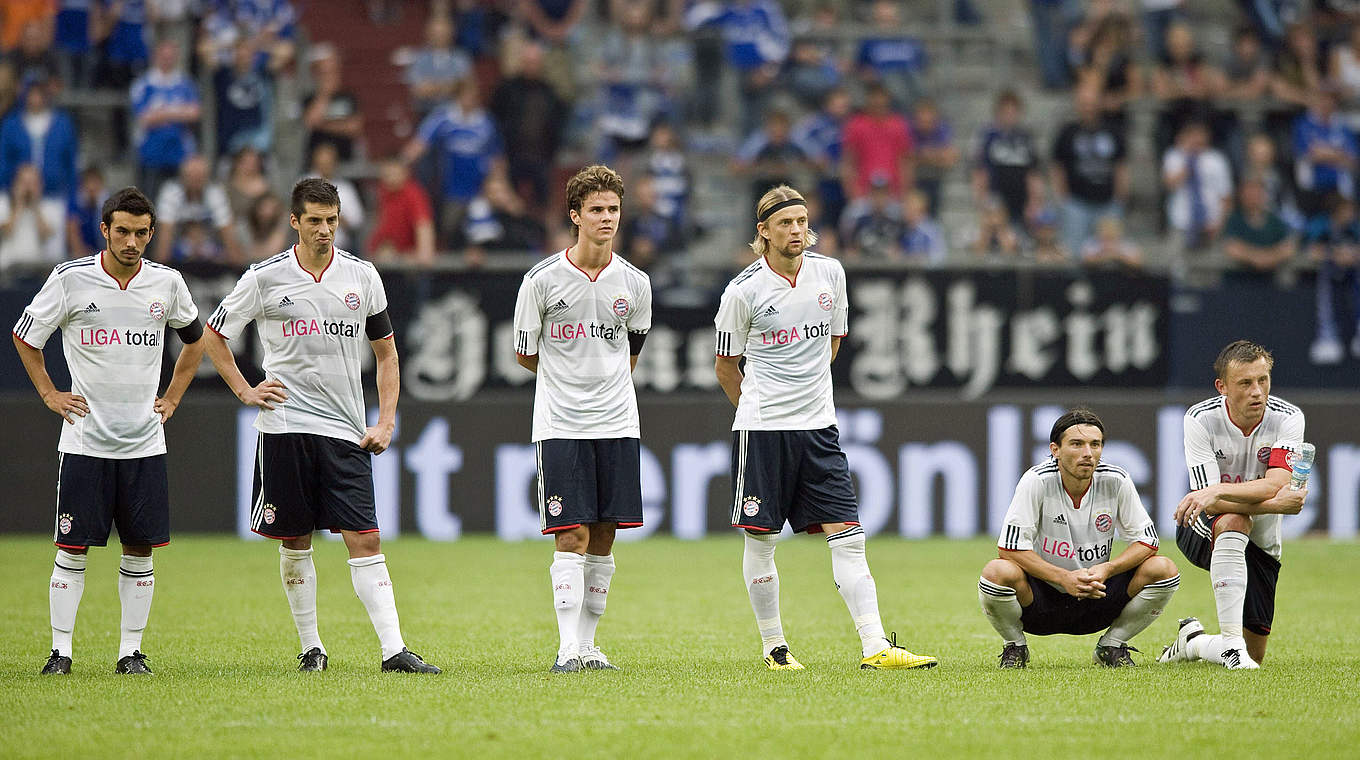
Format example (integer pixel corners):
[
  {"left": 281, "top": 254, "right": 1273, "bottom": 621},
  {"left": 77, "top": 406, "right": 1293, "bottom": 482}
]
[{"left": 979, "top": 410, "right": 1180, "bottom": 668}]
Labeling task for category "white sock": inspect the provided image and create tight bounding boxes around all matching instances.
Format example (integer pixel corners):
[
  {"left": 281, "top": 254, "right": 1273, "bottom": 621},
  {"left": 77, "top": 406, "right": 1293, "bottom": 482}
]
[
  {"left": 280, "top": 546, "right": 325, "bottom": 655},
  {"left": 743, "top": 532, "right": 785, "bottom": 657},
  {"left": 348, "top": 554, "right": 406, "bottom": 661},
  {"left": 50, "top": 550, "right": 87, "bottom": 657},
  {"left": 1188, "top": 633, "right": 1253, "bottom": 666},
  {"left": 1098, "top": 575, "right": 1180, "bottom": 647},
  {"left": 1210, "top": 532, "right": 1250, "bottom": 639},
  {"left": 117, "top": 555, "right": 155, "bottom": 659},
  {"left": 978, "top": 577, "right": 1026, "bottom": 646},
  {"left": 577, "top": 553, "right": 615, "bottom": 652},
  {"left": 550, "top": 551, "right": 585, "bottom": 661},
  {"left": 827, "top": 526, "right": 888, "bottom": 658}
]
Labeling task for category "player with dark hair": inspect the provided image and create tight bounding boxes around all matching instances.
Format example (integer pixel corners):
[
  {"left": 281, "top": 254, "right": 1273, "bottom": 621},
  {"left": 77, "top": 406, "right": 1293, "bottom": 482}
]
[
  {"left": 1158, "top": 340, "right": 1306, "bottom": 669},
  {"left": 202, "top": 177, "right": 439, "bottom": 674},
  {"left": 979, "top": 409, "right": 1180, "bottom": 668},
  {"left": 716, "top": 184, "right": 936, "bottom": 671},
  {"left": 513, "top": 164, "right": 652, "bottom": 673},
  {"left": 13, "top": 186, "right": 205, "bottom": 675}
]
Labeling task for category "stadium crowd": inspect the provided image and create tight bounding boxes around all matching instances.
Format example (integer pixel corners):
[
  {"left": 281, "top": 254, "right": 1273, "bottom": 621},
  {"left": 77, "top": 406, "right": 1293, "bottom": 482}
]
[{"left": 0, "top": 0, "right": 1357, "bottom": 360}]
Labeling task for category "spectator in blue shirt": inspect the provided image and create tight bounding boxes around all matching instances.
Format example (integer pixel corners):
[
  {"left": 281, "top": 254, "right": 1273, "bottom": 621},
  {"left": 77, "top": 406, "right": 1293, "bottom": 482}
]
[
  {"left": 641, "top": 121, "right": 692, "bottom": 234},
  {"left": 403, "top": 82, "right": 506, "bottom": 249},
  {"left": 899, "top": 187, "right": 945, "bottom": 265},
  {"left": 404, "top": 13, "right": 472, "bottom": 119},
  {"left": 129, "top": 38, "right": 200, "bottom": 199},
  {"left": 212, "top": 36, "right": 272, "bottom": 154},
  {"left": 54, "top": 0, "right": 96, "bottom": 89},
  {"left": 686, "top": 0, "right": 790, "bottom": 134},
  {"left": 95, "top": 0, "right": 150, "bottom": 89},
  {"left": 199, "top": 0, "right": 297, "bottom": 71},
  {"left": 856, "top": 0, "right": 928, "bottom": 109},
  {"left": 910, "top": 97, "right": 958, "bottom": 218},
  {"left": 1293, "top": 88, "right": 1358, "bottom": 219},
  {"left": 736, "top": 108, "right": 810, "bottom": 211},
  {"left": 0, "top": 76, "right": 78, "bottom": 202},
  {"left": 65, "top": 165, "right": 105, "bottom": 257},
  {"left": 1305, "top": 192, "right": 1360, "bottom": 365},
  {"left": 793, "top": 86, "right": 851, "bottom": 231}
]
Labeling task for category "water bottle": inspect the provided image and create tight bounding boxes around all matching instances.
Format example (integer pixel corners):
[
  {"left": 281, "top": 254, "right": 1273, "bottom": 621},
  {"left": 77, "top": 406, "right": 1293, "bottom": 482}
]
[{"left": 1289, "top": 443, "right": 1315, "bottom": 491}]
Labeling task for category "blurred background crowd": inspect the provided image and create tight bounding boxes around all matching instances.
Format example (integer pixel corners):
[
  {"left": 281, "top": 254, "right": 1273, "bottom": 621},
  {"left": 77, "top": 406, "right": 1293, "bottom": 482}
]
[{"left": 0, "top": 0, "right": 1357, "bottom": 362}]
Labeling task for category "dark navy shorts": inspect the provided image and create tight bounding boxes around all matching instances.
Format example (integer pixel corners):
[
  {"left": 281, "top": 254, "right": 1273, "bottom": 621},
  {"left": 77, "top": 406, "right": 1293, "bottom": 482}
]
[
  {"left": 1020, "top": 568, "right": 1135, "bottom": 636},
  {"left": 1177, "top": 515, "right": 1281, "bottom": 636},
  {"left": 729, "top": 426, "right": 859, "bottom": 534},
  {"left": 536, "top": 438, "right": 644, "bottom": 534},
  {"left": 54, "top": 452, "right": 170, "bottom": 548},
  {"left": 251, "top": 432, "right": 378, "bottom": 539}
]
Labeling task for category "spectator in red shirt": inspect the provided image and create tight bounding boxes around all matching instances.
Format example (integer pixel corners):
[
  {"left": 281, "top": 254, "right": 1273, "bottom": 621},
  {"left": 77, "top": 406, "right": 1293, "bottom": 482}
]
[
  {"left": 368, "top": 157, "right": 436, "bottom": 265},
  {"left": 840, "top": 82, "right": 914, "bottom": 199}
]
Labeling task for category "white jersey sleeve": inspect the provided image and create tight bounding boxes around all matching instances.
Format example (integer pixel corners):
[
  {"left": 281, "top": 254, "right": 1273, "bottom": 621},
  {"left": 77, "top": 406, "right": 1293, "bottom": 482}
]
[
  {"left": 513, "top": 273, "right": 544, "bottom": 356},
  {"left": 208, "top": 267, "right": 262, "bottom": 340},
  {"left": 714, "top": 283, "right": 751, "bottom": 357},
  {"left": 167, "top": 272, "right": 199, "bottom": 329},
  {"left": 1183, "top": 413, "right": 1221, "bottom": 491},
  {"left": 12, "top": 268, "right": 66, "bottom": 348},
  {"left": 366, "top": 263, "right": 390, "bottom": 318},
  {"left": 1115, "top": 474, "right": 1159, "bottom": 549},
  {"left": 628, "top": 272, "right": 652, "bottom": 335},
  {"left": 998, "top": 469, "right": 1042, "bottom": 551},
  {"left": 831, "top": 261, "right": 849, "bottom": 336}
]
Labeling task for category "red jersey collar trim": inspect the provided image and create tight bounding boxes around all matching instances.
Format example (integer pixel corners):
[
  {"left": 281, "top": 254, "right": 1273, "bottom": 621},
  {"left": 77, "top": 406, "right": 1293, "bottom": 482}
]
[
  {"left": 99, "top": 250, "right": 142, "bottom": 290},
  {"left": 564, "top": 246, "right": 613, "bottom": 282},
  {"left": 293, "top": 244, "right": 335, "bottom": 283},
  {"left": 762, "top": 254, "right": 802, "bottom": 288}
]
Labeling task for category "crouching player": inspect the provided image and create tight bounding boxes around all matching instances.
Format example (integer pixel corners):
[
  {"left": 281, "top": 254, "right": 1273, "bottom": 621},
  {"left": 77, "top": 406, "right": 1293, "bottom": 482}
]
[{"left": 978, "top": 409, "right": 1180, "bottom": 668}]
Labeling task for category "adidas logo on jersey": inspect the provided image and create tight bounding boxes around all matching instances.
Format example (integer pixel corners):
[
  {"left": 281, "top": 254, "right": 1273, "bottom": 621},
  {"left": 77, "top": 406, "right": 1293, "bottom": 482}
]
[
  {"left": 758, "top": 305, "right": 779, "bottom": 318},
  {"left": 545, "top": 299, "right": 570, "bottom": 316},
  {"left": 83, "top": 302, "right": 100, "bottom": 313},
  {"left": 1053, "top": 514, "right": 1068, "bottom": 525},
  {"left": 1214, "top": 449, "right": 1227, "bottom": 459},
  {"left": 279, "top": 296, "right": 295, "bottom": 308}
]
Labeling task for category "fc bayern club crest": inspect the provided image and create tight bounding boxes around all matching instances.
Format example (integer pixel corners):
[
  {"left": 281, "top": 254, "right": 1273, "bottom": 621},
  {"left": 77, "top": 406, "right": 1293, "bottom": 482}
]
[
  {"left": 148, "top": 300, "right": 166, "bottom": 321},
  {"left": 1257, "top": 446, "right": 1272, "bottom": 464},
  {"left": 263, "top": 507, "right": 276, "bottom": 525},
  {"left": 58, "top": 513, "right": 73, "bottom": 535},
  {"left": 742, "top": 496, "right": 761, "bottom": 517},
  {"left": 547, "top": 495, "right": 564, "bottom": 517},
  {"left": 613, "top": 297, "right": 630, "bottom": 317},
  {"left": 817, "top": 292, "right": 833, "bottom": 311},
  {"left": 1095, "top": 513, "right": 1113, "bottom": 533},
  {"left": 1285, "top": 448, "right": 1298, "bottom": 467},
  {"left": 344, "top": 292, "right": 361, "bottom": 310}
]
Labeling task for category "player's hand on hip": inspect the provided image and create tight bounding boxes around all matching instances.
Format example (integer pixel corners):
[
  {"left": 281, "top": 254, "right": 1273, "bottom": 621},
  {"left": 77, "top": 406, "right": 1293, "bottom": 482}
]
[
  {"left": 240, "top": 379, "right": 288, "bottom": 410},
  {"left": 1175, "top": 487, "right": 1216, "bottom": 526},
  {"left": 42, "top": 390, "right": 89, "bottom": 424},
  {"left": 153, "top": 396, "right": 178, "bottom": 423},
  {"left": 359, "top": 423, "right": 394, "bottom": 454}
]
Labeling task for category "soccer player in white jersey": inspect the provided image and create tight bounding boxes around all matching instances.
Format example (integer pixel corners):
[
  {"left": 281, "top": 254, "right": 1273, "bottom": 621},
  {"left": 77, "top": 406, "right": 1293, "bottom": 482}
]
[
  {"left": 715, "top": 184, "right": 936, "bottom": 671},
  {"left": 202, "top": 178, "right": 438, "bottom": 674},
  {"left": 1158, "top": 340, "right": 1307, "bottom": 670},
  {"left": 12, "top": 187, "right": 205, "bottom": 676},
  {"left": 513, "top": 165, "right": 652, "bottom": 673},
  {"left": 980, "top": 409, "right": 1180, "bottom": 668}
]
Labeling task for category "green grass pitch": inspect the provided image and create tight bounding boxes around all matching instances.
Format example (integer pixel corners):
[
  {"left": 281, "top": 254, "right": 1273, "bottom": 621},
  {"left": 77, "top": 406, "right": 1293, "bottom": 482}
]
[{"left": 1, "top": 536, "right": 1357, "bottom": 759}]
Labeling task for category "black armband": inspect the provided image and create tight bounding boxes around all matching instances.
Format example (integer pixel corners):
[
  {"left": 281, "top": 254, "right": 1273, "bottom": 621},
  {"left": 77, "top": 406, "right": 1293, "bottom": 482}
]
[
  {"left": 174, "top": 318, "right": 204, "bottom": 344},
  {"left": 366, "top": 309, "right": 394, "bottom": 340},
  {"left": 628, "top": 330, "right": 648, "bottom": 356}
]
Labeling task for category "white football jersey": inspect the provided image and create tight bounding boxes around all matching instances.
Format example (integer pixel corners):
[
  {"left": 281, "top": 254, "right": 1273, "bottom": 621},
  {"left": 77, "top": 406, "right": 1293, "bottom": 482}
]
[
  {"left": 13, "top": 255, "right": 199, "bottom": 458},
  {"left": 1183, "top": 395, "right": 1305, "bottom": 559},
  {"left": 512, "top": 249, "right": 652, "bottom": 441},
  {"left": 714, "top": 252, "right": 848, "bottom": 431},
  {"left": 207, "top": 247, "right": 390, "bottom": 444},
  {"left": 999, "top": 461, "right": 1160, "bottom": 589}
]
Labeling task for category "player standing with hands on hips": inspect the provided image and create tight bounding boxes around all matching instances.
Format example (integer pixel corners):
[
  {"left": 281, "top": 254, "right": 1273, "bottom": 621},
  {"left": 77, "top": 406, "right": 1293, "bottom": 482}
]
[
  {"left": 1159, "top": 340, "right": 1308, "bottom": 669},
  {"left": 715, "top": 184, "right": 937, "bottom": 671},
  {"left": 13, "top": 187, "right": 205, "bottom": 675},
  {"left": 513, "top": 165, "right": 652, "bottom": 673},
  {"left": 203, "top": 178, "right": 438, "bottom": 674}
]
